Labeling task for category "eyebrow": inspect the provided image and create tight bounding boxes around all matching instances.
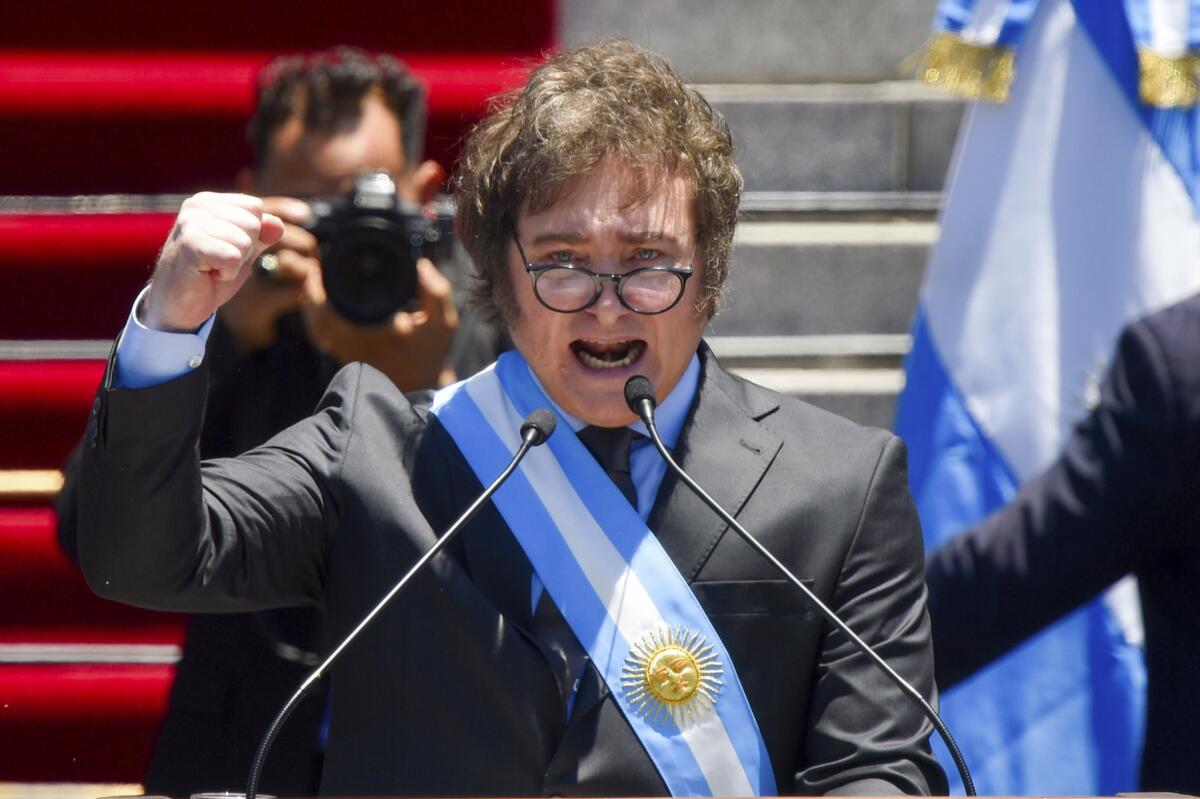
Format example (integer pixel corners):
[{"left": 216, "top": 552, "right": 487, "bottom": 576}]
[{"left": 528, "top": 230, "right": 687, "bottom": 247}]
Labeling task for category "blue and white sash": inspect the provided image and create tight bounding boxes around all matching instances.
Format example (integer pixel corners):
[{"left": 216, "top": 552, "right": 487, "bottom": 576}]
[{"left": 430, "top": 351, "right": 776, "bottom": 797}]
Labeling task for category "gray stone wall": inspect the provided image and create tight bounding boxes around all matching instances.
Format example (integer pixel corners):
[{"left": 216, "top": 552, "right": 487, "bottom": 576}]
[{"left": 559, "top": 0, "right": 940, "bottom": 83}]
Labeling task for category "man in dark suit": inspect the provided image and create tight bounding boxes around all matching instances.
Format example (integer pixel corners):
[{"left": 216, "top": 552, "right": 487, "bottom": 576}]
[
  {"left": 926, "top": 292, "right": 1200, "bottom": 793},
  {"left": 75, "top": 40, "right": 945, "bottom": 795}
]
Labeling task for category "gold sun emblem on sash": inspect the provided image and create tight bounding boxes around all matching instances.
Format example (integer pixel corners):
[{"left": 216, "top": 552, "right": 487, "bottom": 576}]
[{"left": 622, "top": 626, "right": 723, "bottom": 727}]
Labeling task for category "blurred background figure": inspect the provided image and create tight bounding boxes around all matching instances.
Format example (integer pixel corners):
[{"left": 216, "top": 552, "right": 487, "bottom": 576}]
[
  {"left": 0, "top": 4, "right": 551, "bottom": 789},
  {"left": 54, "top": 46, "right": 506, "bottom": 797},
  {"left": 899, "top": 0, "right": 1200, "bottom": 793}
]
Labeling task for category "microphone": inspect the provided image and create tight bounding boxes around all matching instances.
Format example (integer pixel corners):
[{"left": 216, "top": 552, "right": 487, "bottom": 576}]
[
  {"left": 623, "top": 376, "right": 976, "bottom": 796},
  {"left": 245, "top": 407, "right": 557, "bottom": 799},
  {"left": 521, "top": 407, "right": 557, "bottom": 446}
]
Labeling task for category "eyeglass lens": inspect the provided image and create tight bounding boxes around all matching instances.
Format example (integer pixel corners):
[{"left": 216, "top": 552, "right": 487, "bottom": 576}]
[{"left": 535, "top": 267, "right": 684, "bottom": 312}]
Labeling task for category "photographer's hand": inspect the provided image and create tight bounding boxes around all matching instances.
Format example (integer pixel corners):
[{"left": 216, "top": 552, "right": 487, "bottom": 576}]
[
  {"left": 143, "top": 193, "right": 284, "bottom": 333},
  {"left": 219, "top": 196, "right": 321, "bottom": 352},
  {"left": 303, "top": 258, "right": 460, "bottom": 392}
]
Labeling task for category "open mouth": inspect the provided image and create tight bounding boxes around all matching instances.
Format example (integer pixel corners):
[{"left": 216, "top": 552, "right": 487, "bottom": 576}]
[{"left": 571, "top": 338, "right": 646, "bottom": 370}]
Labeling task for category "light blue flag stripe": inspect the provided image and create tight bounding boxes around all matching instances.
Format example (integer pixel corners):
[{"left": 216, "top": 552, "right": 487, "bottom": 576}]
[
  {"left": 1122, "top": 0, "right": 1154, "bottom": 48},
  {"left": 935, "top": 0, "right": 983, "bottom": 33},
  {"left": 997, "top": 0, "right": 1043, "bottom": 45},
  {"left": 896, "top": 310, "right": 1017, "bottom": 525}
]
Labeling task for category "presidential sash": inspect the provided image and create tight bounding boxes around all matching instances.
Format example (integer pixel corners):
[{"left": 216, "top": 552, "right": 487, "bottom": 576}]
[{"left": 430, "top": 351, "right": 776, "bottom": 797}]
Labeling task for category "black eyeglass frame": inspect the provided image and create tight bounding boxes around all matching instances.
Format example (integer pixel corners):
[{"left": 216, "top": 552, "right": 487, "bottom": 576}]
[{"left": 512, "top": 232, "right": 696, "bottom": 315}]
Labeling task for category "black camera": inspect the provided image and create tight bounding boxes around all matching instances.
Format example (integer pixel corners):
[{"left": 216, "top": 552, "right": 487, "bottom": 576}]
[{"left": 303, "top": 171, "right": 455, "bottom": 325}]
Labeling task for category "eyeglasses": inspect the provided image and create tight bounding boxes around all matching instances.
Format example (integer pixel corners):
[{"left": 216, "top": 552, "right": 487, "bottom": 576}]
[{"left": 513, "top": 233, "right": 695, "bottom": 315}]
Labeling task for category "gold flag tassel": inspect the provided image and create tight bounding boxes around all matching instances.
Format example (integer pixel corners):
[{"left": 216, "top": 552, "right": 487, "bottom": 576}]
[
  {"left": 904, "top": 31, "right": 1017, "bottom": 103},
  {"left": 1138, "top": 49, "right": 1200, "bottom": 108}
]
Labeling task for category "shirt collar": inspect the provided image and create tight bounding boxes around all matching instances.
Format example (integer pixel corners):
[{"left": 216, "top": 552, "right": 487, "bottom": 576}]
[{"left": 525, "top": 352, "right": 701, "bottom": 451}]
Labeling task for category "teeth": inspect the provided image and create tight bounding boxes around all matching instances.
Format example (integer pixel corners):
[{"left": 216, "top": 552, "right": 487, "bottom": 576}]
[{"left": 576, "top": 341, "right": 644, "bottom": 369}]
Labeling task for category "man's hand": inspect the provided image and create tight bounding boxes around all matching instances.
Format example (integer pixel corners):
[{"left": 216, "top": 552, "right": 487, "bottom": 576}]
[
  {"left": 219, "top": 196, "right": 320, "bottom": 352},
  {"left": 143, "top": 193, "right": 285, "bottom": 333},
  {"left": 303, "top": 258, "right": 460, "bottom": 392}
]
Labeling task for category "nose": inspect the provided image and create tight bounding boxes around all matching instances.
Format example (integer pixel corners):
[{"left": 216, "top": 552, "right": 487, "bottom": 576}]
[{"left": 587, "top": 274, "right": 628, "bottom": 325}]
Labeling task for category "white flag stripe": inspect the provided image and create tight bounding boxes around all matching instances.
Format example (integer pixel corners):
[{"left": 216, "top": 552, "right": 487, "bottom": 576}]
[
  {"left": 963, "top": 0, "right": 1016, "bottom": 43},
  {"left": 924, "top": 0, "right": 1200, "bottom": 480},
  {"left": 1147, "top": 0, "right": 1189, "bottom": 53},
  {"left": 462, "top": 369, "right": 756, "bottom": 797}
]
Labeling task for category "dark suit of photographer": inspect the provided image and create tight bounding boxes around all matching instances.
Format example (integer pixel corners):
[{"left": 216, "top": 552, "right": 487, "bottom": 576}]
[{"left": 56, "top": 48, "right": 503, "bottom": 797}]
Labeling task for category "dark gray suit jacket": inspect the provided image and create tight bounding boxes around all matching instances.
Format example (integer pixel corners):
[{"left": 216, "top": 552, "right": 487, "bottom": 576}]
[{"left": 77, "top": 344, "right": 945, "bottom": 796}]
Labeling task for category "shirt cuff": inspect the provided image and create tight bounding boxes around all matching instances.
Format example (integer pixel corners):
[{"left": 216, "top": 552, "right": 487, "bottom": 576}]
[{"left": 114, "top": 285, "right": 215, "bottom": 389}]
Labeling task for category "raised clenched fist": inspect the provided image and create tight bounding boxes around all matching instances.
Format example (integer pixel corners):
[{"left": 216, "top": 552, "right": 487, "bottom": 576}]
[{"left": 141, "top": 192, "right": 284, "bottom": 333}]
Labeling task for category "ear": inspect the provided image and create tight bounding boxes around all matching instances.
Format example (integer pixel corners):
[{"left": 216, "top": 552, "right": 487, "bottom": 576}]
[
  {"left": 412, "top": 160, "right": 447, "bottom": 203},
  {"left": 234, "top": 167, "right": 257, "bottom": 193}
]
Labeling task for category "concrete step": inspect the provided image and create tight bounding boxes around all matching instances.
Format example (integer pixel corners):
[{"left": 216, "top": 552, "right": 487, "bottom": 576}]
[
  {"left": 741, "top": 190, "right": 941, "bottom": 219},
  {"left": 738, "top": 370, "right": 901, "bottom": 431},
  {"left": 559, "top": 0, "right": 939, "bottom": 84},
  {"left": 707, "top": 333, "right": 909, "bottom": 369},
  {"left": 701, "top": 82, "right": 962, "bottom": 193},
  {"left": 719, "top": 343, "right": 904, "bottom": 430},
  {"left": 715, "top": 220, "right": 935, "bottom": 337},
  {"left": 710, "top": 336, "right": 903, "bottom": 431},
  {"left": 705, "top": 331, "right": 902, "bottom": 429},
  {"left": 709, "top": 334, "right": 907, "bottom": 431}
]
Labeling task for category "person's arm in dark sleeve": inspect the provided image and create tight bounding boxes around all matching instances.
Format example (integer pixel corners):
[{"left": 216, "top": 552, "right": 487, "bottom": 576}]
[
  {"left": 799, "top": 435, "right": 948, "bottom": 796},
  {"left": 75, "top": 350, "right": 360, "bottom": 614},
  {"left": 927, "top": 315, "right": 1181, "bottom": 688}
]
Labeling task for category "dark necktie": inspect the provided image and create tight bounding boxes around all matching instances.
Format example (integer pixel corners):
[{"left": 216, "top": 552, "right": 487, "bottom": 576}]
[
  {"left": 531, "top": 425, "right": 641, "bottom": 718},
  {"left": 576, "top": 424, "right": 639, "bottom": 508}
]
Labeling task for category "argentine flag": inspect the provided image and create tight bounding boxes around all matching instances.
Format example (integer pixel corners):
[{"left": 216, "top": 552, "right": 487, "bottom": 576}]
[{"left": 898, "top": 0, "right": 1200, "bottom": 793}]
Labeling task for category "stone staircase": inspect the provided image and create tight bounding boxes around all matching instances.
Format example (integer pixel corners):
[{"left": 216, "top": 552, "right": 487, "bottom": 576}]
[{"left": 561, "top": 0, "right": 961, "bottom": 429}]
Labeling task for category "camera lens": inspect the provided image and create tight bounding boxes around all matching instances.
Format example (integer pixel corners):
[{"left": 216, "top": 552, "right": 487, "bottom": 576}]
[{"left": 320, "top": 217, "right": 418, "bottom": 324}]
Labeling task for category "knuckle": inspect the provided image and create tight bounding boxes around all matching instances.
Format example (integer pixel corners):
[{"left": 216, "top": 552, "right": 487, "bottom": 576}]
[
  {"left": 239, "top": 193, "right": 264, "bottom": 213},
  {"left": 231, "top": 229, "right": 255, "bottom": 253}
]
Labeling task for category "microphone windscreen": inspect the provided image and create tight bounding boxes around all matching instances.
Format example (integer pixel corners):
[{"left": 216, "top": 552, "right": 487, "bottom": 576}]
[
  {"left": 624, "top": 375, "right": 656, "bottom": 413},
  {"left": 521, "top": 408, "right": 557, "bottom": 445}
]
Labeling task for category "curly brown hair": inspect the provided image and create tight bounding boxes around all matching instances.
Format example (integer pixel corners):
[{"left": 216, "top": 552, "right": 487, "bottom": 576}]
[{"left": 454, "top": 39, "right": 742, "bottom": 325}]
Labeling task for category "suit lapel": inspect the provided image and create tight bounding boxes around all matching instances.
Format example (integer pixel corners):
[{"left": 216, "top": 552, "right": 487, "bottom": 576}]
[{"left": 648, "top": 346, "right": 783, "bottom": 581}]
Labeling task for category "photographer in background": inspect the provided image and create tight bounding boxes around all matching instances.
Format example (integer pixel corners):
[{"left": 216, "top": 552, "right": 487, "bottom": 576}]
[{"left": 56, "top": 47, "right": 504, "bottom": 796}]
